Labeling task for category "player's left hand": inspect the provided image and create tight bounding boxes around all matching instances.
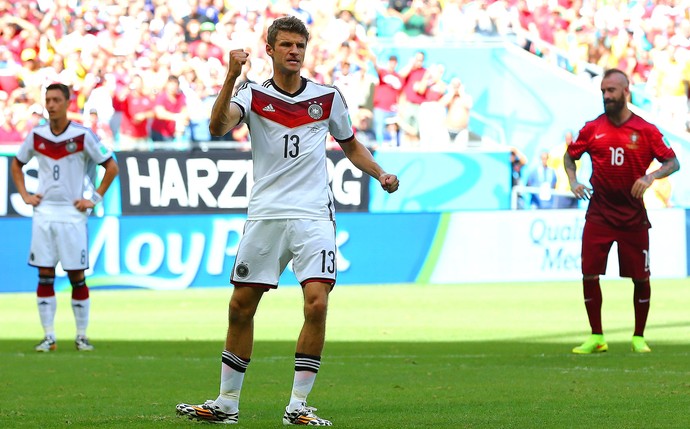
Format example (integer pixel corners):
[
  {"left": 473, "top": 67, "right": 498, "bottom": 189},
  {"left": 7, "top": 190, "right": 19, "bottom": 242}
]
[
  {"left": 74, "top": 199, "right": 96, "bottom": 212},
  {"left": 631, "top": 174, "right": 653, "bottom": 199},
  {"left": 379, "top": 174, "right": 399, "bottom": 193}
]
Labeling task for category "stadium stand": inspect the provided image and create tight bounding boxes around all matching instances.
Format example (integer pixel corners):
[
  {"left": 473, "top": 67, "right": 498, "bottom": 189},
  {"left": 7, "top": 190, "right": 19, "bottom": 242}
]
[{"left": 1, "top": 0, "right": 689, "bottom": 151}]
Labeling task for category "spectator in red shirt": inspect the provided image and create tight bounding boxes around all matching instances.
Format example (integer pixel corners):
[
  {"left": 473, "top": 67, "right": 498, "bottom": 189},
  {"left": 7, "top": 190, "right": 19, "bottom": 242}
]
[
  {"left": 397, "top": 50, "right": 427, "bottom": 144},
  {"left": 0, "top": 45, "right": 21, "bottom": 94},
  {"left": 1, "top": 15, "right": 37, "bottom": 63},
  {"left": 188, "top": 22, "right": 224, "bottom": 63},
  {"left": 117, "top": 74, "right": 155, "bottom": 151},
  {"left": 0, "top": 90, "right": 22, "bottom": 144},
  {"left": 371, "top": 53, "right": 403, "bottom": 146},
  {"left": 416, "top": 63, "right": 450, "bottom": 146},
  {"left": 151, "top": 75, "right": 188, "bottom": 142}
]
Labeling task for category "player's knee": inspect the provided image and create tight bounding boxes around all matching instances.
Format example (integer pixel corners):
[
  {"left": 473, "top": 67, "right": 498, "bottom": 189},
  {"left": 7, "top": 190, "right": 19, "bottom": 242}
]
[
  {"left": 70, "top": 278, "right": 87, "bottom": 288},
  {"left": 304, "top": 297, "right": 328, "bottom": 321},
  {"left": 67, "top": 270, "right": 85, "bottom": 284},
  {"left": 39, "top": 275, "right": 55, "bottom": 285},
  {"left": 583, "top": 275, "right": 599, "bottom": 281},
  {"left": 229, "top": 300, "right": 257, "bottom": 324},
  {"left": 69, "top": 276, "right": 89, "bottom": 300}
]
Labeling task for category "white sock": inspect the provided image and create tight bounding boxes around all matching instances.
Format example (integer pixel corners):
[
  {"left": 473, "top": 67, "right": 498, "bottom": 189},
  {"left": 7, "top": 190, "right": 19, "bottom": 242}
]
[
  {"left": 71, "top": 298, "right": 90, "bottom": 337},
  {"left": 288, "top": 371, "right": 317, "bottom": 411},
  {"left": 288, "top": 354, "right": 321, "bottom": 412},
  {"left": 216, "top": 351, "right": 249, "bottom": 413},
  {"left": 37, "top": 296, "right": 57, "bottom": 339}
]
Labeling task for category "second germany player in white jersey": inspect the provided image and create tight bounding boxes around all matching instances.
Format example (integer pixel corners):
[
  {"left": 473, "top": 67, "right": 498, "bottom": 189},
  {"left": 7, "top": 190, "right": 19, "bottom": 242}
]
[
  {"left": 11, "top": 82, "right": 119, "bottom": 353},
  {"left": 177, "top": 15, "right": 399, "bottom": 427}
]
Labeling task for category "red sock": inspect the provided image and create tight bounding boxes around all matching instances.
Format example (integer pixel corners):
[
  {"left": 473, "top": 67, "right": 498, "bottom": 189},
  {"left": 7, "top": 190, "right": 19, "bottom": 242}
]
[
  {"left": 37, "top": 276, "right": 55, "bottom": 297},
  {"left": 633, "top": 279, "right": 651, "bottom": 337},
  {"left": 583, "top": 278, "right": 603, "bottom": 334},
  {"left": 71, "top": 279, "right": 90, "bottom": 300}
]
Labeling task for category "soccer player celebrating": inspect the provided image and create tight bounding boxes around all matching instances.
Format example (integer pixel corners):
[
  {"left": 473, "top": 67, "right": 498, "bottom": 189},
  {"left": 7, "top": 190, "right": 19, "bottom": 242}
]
[
  {"left": 176, "top": 16, "right": 399, "bottom": 426},
  {"left": 11, "top": 82, "right": 119, "bottom": 352},
  {"left": 564, "top": 69, "right": 680, "bottom": 354}
]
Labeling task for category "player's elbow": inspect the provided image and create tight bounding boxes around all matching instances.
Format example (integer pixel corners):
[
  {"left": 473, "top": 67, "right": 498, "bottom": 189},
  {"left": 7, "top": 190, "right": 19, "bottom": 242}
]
[
  {"left": 667, "top": 157, "right": 681, "bottom": 175},
  {"left": 110, "top": 161, "right": 120, "bottom": 177},
  {"left": 209, "top": 121, "right": 229, "bottom": 137},
  {"left": 103, "top": 158, "right": 119, "bottom": 177}
]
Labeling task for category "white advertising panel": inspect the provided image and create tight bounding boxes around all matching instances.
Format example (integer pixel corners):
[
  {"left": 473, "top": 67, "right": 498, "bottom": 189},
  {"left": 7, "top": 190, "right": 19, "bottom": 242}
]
[{"left": 430, "top": 209, "right": 687, "bottom": 283}]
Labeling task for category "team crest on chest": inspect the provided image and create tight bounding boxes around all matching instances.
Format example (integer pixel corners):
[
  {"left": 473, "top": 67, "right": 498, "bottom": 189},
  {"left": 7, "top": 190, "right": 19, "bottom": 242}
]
[
  {"left": 627, "top": 132, "right": 639, "bottom": 150},
  {"left": 66, "top": 140, "right": 78, "bottom": 153},
  {"left": 307, "top": 102, "right": 323, "bottom": 120}
]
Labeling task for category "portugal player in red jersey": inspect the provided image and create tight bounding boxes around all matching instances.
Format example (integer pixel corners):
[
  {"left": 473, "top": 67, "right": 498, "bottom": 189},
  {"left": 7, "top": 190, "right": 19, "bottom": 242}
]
[{"left": 565, "top": 69, "right": 680, "bottom": 354}]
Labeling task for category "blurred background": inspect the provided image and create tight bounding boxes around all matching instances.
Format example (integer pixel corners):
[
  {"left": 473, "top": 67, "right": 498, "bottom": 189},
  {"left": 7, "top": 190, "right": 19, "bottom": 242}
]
[{"left": 1, "top": 0, "right": 689, "bottom": 292}]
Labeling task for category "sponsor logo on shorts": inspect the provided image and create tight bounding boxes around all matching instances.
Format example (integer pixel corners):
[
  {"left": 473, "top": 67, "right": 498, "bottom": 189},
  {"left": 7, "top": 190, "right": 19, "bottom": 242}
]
[{"left": 236, "top": 263, "right": 249, "bottom": 278}]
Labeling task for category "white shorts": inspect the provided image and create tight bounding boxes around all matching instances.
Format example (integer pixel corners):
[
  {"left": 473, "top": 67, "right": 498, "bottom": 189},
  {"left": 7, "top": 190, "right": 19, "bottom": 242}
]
[
  {"left": 29, "top": 217, "right": 89, "bottom": 270},
  {"left": 231, "top": 219, "right": 337, "bottom": 288}
]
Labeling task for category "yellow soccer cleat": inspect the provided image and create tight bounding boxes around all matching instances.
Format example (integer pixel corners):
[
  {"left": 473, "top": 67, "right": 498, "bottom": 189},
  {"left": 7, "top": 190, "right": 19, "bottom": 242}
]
[
  {"left": 572, "top": 334, "right": 608, "bottom": 354},
  {"left": 632, "top": 336, "right": 652, "bottom": 353}
]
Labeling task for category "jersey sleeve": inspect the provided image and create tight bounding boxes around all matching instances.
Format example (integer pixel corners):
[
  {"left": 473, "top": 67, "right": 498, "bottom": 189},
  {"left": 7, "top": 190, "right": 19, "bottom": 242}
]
[
  {"left": 648, "top": 126, "right": 677, "bottom": 161},
  {"left": 15, "top": 131, "right": 35, "bottom": 164},
  {"left": 231, "top": 83, "right": 251, "bottom": 125},
  {"left": 84, "top": 128, "right": 113, "bottom": 164},
  {"left": 567, "top": 123, "right": 592, "bottom": 160},
  {"left": 328, "top": 87, "right": 355, "bottom": 142}
]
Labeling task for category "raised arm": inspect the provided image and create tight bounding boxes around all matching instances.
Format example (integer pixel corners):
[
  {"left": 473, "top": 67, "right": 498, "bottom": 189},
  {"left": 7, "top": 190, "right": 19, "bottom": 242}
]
[{"left": 209, "top": 50, "right": 249, "bottom": 137}]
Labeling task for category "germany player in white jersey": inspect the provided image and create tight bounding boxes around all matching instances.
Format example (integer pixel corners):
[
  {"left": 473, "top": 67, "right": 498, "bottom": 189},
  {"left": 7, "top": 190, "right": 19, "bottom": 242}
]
[
  {"left": 177, "top": 16, "right": 399, "bottom": 426},
  {"left": 11, "top": 83, "right": 119, "bottom": 353}
]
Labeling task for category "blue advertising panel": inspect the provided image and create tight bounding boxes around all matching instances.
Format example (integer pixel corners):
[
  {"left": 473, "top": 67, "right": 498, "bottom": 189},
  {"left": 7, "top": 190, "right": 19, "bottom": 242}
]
[
  {"left": 334, "top": 213, "right": 440, "bottom": 284},
  {"left": 1, "top": 217, "right": 34, "bottom": 291},
  {"left": 0, "top": 213, "right": 441, "bottom": 293},
  {"left": 369, "top": 150, "right": 512, "bottom": 212}
]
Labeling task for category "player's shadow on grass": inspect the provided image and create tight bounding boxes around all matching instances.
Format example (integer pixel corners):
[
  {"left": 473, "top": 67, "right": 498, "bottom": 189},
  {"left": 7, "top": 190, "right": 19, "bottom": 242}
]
[{"left": 515, "top": 320, "right": 690, "bottom": 342}]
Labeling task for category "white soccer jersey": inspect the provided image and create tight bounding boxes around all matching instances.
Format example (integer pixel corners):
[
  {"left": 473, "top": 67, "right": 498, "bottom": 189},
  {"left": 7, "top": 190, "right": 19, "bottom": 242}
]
[
  {"left": 232, "top": 77, "right": 354, "bottom": 220},
  {"left": 16, "top": 121, "right": 113, "bottom": 220}
]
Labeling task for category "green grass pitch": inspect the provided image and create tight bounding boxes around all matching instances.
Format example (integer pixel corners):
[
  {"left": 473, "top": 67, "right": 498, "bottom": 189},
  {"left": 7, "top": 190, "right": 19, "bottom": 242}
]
[{"left": 1, "top": 279, "right": 688, "bottom": 428}]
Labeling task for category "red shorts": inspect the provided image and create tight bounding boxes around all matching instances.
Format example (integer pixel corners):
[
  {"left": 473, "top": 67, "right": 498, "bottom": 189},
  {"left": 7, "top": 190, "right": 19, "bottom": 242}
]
[{"left": 581, "top": 221, "right": 650, "bottom": 278}]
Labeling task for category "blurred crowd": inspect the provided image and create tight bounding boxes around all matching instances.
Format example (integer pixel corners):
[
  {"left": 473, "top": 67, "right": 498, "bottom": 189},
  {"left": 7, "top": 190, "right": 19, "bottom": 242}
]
[
  {"left": 0, "top": 0, "right": 473, "bottom": 150},
  {"left": 517, "top": 0, "right": 690, "bottom": 133},
  {"left": 2, "top": 0, "right": 690, "bottom": 151}
]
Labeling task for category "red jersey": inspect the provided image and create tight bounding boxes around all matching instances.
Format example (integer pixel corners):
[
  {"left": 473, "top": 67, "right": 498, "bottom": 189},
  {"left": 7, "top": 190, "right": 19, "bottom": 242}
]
[
  {"left": 568, "top": 113, "right": 676, "bottom": 230},
  {"left": 373, "top": 68, "right": 402, "bottom": 112},
  {"left": 120, "top": 94, "right": 154, "bottom": 138},
  {"left": 402, "top": 67, "right": 426, "bottom": 104},
  {"left": 151, "top": 92, "right": 186, "bottom": 137}
]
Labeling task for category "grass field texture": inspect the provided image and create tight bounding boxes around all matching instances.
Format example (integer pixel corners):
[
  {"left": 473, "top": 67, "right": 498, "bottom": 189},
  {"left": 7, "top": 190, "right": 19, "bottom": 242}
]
[{"left": 1, "top": 280, "right": 688, "bottom": 428}]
